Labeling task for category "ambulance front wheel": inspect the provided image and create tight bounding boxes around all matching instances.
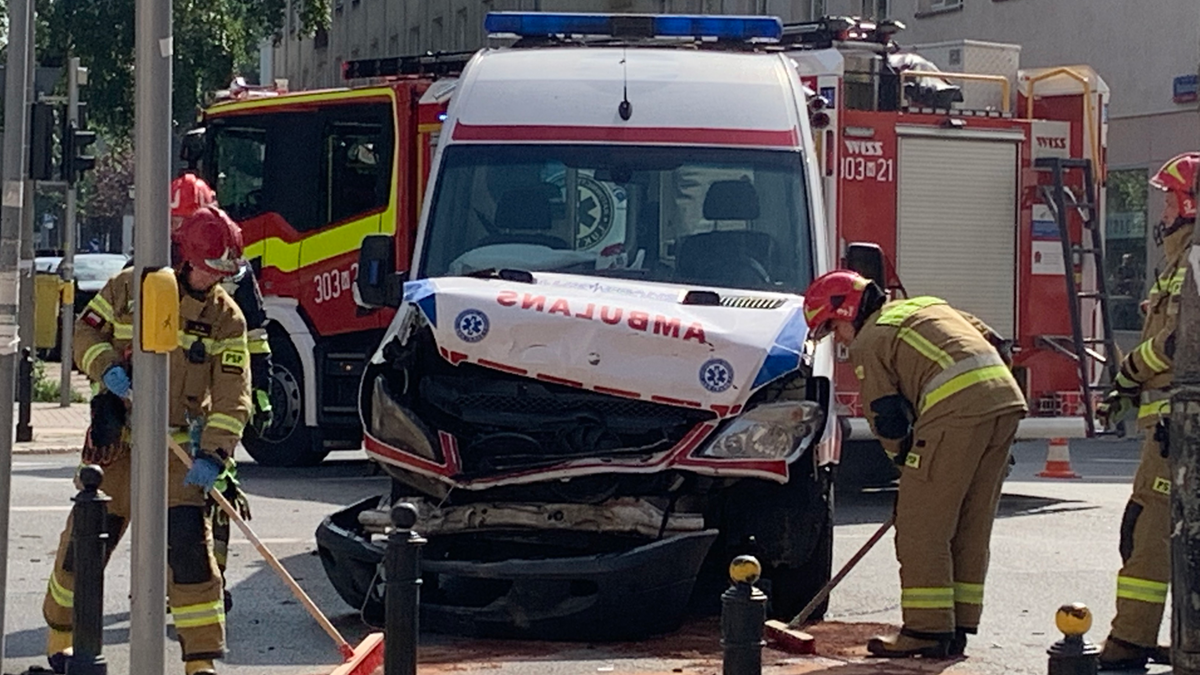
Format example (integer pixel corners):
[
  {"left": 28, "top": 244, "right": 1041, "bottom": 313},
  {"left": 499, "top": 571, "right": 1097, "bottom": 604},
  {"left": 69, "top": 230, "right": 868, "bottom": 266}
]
[{"left": 242, "top": 332, "right": 330, "bottom": 467}]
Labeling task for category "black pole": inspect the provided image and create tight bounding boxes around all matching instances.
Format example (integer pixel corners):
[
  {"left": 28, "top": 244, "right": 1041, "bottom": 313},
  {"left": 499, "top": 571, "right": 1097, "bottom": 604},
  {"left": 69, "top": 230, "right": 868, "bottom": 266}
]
[
  {"left": 16, "top": 346, "right": 33, "bottom": 442},
  {"left": 1171, "top": 240, "right": 1200, "bottom": 674},
  {"left": 68, "top": 464, "right": 110, "bottom": 675},
  {"left": 385, "top": 502, "right": 424, "bottom": 675},
  {"left": 721, "top": 555, "right": 766, "bottom": 675}
]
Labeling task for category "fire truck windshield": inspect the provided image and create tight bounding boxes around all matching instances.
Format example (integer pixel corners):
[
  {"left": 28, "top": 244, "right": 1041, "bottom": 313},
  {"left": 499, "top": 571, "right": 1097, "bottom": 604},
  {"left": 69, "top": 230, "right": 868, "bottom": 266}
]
[{"left": 420, "top": 144, "right": 814, "bottom": 293}]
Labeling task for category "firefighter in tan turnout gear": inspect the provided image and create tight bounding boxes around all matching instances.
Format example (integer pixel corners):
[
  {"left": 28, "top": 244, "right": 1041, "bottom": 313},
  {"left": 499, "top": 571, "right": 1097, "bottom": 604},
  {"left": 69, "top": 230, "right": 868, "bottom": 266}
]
[
  {"left": 803, "top": 270, "right": 1026, "bottom": 658},
  {"left": 42, "top": 207, "right": 252, "bottom": 675},
  {"left": 1094, "top": 152, "right": 1200, "bottom": 670}
]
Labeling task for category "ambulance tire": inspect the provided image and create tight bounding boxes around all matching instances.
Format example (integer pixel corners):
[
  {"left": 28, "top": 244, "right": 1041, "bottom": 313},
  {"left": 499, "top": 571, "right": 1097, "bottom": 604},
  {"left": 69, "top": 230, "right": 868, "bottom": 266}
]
[
  {"left": 242, "top": 332, "right": 329, "bottom": 467},
  {"left": 761, "top": 504, "right": 833, "bottom": 622}
]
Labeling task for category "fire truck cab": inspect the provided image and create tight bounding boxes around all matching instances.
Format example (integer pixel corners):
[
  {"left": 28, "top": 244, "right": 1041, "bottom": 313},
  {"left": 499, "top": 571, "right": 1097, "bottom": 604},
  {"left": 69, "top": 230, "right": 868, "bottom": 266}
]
[
  {"left": 189, "top": 67, "right": 453, "bottom": 465},
  {"left": 780, "top": 17, "right": 1112, "bottom": 479}
]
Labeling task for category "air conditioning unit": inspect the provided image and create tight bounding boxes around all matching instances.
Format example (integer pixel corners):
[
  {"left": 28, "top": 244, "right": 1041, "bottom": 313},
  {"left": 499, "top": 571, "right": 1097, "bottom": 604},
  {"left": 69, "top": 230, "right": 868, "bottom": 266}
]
[{"left": 909, "top": 39, "right": 1021, "bottom": 112}]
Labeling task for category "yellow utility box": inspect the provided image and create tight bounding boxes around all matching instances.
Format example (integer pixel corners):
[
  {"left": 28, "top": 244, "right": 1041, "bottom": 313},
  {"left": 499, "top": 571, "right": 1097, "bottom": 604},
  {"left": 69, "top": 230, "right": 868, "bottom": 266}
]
[{"left": 34, "top": 273, "right": 66, "bottom": 350}]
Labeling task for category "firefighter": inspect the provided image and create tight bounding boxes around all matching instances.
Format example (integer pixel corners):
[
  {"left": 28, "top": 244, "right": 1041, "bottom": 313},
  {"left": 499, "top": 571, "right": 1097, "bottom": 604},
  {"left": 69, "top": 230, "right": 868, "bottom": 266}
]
[
  {"left": 803, "top": 270, "right": 1026, "bottom": 658},
  {"left": 1094, "top": 152, "right": 1200, "bottom": 670},
  {"left": 43, "top": 207, "right": 251, "bottom": 675},
  {"left": 171, "top": 172, "right": 273, "bottom": 613}
]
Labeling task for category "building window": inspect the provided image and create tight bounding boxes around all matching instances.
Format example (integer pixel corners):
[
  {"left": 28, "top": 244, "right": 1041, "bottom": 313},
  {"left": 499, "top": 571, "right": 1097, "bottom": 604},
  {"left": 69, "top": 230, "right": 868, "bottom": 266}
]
[
  {"left": 432, "top": 16, "right": 444, "bottom": 51},
  {"left": 456, "top": 8, "right": 469, "bottom": 50},
  {"left": 409, "top": 26, "right": 420, "bottom": 53},
  {"left": 1105, "top": 169, "right": 1149, "bottom": 331},
  {"left": 918, "top": 0, "right": 963, "bottom": 14},
  {"left": 862, "top": 0, "right": 889, "bottom": 18},
  {"left": 810, "top": 0, "right": 827, "bottom": 20},
  {"left": 314, "top": 27, "right": 329, "bottom": 49},
  {"left": 389, "top": 33, "right": 399, "bottom": 56}
]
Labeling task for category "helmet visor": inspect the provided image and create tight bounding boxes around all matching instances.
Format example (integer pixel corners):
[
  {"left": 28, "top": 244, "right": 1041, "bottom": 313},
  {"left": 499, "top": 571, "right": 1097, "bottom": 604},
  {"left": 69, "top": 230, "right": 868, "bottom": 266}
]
[{"left": 204, "top": 256, "right": 242, "bottom": 275}]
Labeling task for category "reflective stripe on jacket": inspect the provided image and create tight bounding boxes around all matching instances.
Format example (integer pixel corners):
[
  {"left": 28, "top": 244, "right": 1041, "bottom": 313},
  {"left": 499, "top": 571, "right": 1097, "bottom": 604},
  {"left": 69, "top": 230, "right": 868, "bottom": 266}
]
[{"left": 849, "top": 297, "right": 1027, "bottom": 450}]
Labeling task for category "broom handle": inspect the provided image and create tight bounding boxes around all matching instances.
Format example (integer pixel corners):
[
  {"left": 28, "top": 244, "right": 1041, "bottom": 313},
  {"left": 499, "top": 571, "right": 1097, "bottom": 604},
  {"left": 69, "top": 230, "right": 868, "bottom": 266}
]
[
  {"left": 169, "top": 442, "right": 354, "bottom": 655},
  {"left": 787, "top": 515, "right": 896, "bottom": 629}
]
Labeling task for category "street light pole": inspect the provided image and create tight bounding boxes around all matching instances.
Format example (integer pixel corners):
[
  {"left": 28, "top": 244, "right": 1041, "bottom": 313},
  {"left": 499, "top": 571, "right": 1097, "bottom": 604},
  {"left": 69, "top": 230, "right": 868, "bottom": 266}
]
[
  {"left": 129, "top": 0, "right": 172, "bottom": 671},
  {"left": 0, "top": 0, "right": 34, "bottom": 662},
  {"left": 1170, "top": 240, "right": 1200, "bottom": 674}
]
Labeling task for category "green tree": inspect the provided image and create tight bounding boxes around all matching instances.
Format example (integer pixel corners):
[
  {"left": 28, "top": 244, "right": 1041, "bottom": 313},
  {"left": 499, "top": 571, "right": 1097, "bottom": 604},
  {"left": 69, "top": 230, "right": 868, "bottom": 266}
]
[{"left": 33, "top": 0, "right": 329, "bottom": 138}]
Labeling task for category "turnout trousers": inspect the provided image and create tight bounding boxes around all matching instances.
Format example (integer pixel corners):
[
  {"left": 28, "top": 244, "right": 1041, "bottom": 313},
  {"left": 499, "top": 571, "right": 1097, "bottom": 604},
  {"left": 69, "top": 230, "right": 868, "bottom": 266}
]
[
  {"left": 43, "top": 442, "right": 226, "bottom": 661},
  {"left": 894, "top": 411, "right": 1022, "bottom": 636},
  {"left": 1109, "top": 436, "right": 1170, "bottom": 648}
]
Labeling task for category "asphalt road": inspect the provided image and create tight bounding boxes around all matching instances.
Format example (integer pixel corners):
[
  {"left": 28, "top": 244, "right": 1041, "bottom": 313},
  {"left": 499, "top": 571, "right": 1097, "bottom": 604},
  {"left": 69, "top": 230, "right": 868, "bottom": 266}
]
[{"left": 0, "top": 437, "right": 1169, "bottom": 675}]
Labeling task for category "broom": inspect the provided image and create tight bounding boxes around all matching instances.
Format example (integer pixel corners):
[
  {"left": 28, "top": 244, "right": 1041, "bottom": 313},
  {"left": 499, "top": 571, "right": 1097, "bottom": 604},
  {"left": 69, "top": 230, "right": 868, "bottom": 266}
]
[
  {"left": 764, "top": 515, "right": 896, "bottom": 654},
  {"left": 169, "top": 442, "right": 385, "bottom": 675}
]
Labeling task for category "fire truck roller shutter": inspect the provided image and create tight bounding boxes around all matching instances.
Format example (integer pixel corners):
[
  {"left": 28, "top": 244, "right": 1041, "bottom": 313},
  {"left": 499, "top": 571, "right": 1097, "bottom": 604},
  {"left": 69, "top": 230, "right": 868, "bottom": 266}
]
[{"left": 896, "top": 135, "right": 1018, "bottom": 337}]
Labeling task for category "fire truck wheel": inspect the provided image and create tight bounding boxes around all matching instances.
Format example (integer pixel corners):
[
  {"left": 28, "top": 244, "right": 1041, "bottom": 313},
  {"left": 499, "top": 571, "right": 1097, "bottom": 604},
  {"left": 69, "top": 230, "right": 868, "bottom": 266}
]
[{"left": 242, "top": 334, "right": 330, "bottom": 467}]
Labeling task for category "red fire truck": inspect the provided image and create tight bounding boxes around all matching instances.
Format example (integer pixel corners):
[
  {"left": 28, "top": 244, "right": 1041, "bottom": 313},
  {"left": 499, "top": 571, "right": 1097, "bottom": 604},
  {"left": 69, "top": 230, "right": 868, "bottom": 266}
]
[
  {"left": 188, "top": 57, "right": 462, "bottom": 465},
  {"left": 781, "top": 18, "right": 1113, "bottom": 476}
]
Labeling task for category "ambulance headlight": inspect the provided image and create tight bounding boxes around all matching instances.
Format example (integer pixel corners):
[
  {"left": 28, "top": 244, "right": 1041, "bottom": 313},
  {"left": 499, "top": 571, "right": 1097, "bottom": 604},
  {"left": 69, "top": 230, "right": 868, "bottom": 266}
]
[{"left": 698, "top": 401, "right": 825, "bottom": 461}]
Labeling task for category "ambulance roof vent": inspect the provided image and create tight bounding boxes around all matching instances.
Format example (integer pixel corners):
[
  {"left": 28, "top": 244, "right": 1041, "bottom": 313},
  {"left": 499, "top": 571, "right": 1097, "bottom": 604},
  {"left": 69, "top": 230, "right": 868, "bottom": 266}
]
[{"left": 484, "top": 12, "right": 783, "bottom": 43}]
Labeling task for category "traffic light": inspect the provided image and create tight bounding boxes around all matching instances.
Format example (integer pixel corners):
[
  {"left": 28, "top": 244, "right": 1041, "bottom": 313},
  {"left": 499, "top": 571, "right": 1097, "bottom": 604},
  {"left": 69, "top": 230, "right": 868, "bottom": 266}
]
[
  {"left": 63, "top": 119, "right": 96, "bottom": 185},
  {"left": 29, "top": 102, "right": 57, "bottom": 181}
]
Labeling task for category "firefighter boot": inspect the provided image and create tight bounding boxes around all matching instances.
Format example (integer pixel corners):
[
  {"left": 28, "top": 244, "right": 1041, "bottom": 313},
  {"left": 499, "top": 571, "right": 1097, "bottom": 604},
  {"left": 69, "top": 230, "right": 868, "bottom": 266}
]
[
  {"left": 1098, "top": 636, "right": 1170, "bottom": 670},
  {"left": 948, "top": 627, "right": 973, "bottom": 657},
  {"left": 866, "top": 629, "right": 952, "bottom": 658},
  {"left": 46, "top": 628, "right": 72, "bottom": 674},
  {"left": 185, "top": 658, "right": 218, "bottom": 675}
]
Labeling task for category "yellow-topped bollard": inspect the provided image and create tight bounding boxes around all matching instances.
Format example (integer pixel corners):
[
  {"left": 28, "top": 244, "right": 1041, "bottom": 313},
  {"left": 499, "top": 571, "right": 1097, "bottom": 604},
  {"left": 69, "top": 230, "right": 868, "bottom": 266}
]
[
  {"left": 1047, "top": 603, "right": 1100, "bottom": 675},
  {"left": 722, "top": 555, "right": 766, "bottom": 675},
  {"left": 729, "top": 555, "right": 762, "bottom": 585}
]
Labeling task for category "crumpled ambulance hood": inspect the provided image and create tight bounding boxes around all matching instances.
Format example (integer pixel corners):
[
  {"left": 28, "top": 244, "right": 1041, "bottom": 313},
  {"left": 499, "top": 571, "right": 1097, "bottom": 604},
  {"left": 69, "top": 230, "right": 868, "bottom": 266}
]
[{"left": 395, "top": 273, "right": 809, "bottom": 415}]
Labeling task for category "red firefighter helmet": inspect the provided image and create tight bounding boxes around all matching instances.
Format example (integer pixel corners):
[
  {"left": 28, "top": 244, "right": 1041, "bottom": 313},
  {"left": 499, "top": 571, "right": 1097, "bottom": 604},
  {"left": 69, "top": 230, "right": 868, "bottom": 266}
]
[
  {"left": 173, "top": 206, "right": 244, "bottom": 276},
  {"left": 1150, "top": 153, "right": 1200, "bottom": 220},
  {"left": 170, "top": 173, "right": 217, "bottom": 219},
  {"left": 803, "top": 270, "right": 871, "bottom": 340}
]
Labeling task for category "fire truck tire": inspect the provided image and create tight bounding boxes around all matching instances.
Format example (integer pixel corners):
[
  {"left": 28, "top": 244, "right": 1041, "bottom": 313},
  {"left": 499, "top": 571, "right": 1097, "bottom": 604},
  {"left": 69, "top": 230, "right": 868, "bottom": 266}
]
[{"left": 242, "top": 332, "right": 330, "bottom": 467}]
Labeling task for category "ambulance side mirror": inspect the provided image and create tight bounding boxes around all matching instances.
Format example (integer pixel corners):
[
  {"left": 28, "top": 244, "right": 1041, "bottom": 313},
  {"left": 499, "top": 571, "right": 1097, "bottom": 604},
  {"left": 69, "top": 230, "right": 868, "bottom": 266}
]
[
  {"left": 356, "top": 234, "right": 404, "bottom": 309},
  {"left": 845, "top": 242, "right": 887, "bottom": 289}
]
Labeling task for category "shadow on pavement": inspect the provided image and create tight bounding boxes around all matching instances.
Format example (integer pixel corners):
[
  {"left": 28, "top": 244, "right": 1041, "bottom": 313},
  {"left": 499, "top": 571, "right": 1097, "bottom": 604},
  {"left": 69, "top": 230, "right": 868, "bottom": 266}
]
[
  {"left": 835, "top": 485, "right": 1096, "bottom": 528},
  {"left": 4, "top": 611, "right": 131, "bottom": 662},
  {"left": 235, "top": 460, "right": 390, "bottom": 506}
]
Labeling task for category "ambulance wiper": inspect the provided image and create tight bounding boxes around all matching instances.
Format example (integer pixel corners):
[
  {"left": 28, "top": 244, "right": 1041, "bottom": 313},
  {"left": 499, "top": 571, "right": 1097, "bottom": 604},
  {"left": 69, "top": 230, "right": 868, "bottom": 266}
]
[{"left": 465, "top": 268, "right": 535, "bottom": 284}]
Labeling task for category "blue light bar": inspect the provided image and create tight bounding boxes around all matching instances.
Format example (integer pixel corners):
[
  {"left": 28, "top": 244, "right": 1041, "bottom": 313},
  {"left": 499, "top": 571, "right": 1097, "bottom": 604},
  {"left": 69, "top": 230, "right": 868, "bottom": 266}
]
[{"left": 484, "top": 12, "right": 783, "bottom": 42}]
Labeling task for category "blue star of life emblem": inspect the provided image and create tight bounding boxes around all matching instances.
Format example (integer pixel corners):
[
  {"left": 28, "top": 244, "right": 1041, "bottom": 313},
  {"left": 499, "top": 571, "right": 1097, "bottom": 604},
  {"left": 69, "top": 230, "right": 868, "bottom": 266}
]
[
  {"left": 454, "top": 309, "right": 490, "bottom": 343},
  {"left": 699, "top": 358, "right": 734, "bottom": 393}
]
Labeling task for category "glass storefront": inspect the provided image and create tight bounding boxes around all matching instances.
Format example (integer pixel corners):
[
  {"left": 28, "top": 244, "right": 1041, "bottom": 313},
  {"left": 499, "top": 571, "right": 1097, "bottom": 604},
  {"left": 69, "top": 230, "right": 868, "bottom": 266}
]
[{"left": 1105, "top": 168, "right": 1148, "bottom": 332}]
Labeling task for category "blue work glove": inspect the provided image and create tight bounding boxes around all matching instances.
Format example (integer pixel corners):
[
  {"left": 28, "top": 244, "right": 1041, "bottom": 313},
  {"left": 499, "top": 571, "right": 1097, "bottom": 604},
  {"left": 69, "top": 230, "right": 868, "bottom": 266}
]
[
  {"left": 102, "top": 365, "right": 131, "bottom": 398},
  {"left": 184, "top": 453, "right": 224, "bottom": 493}
]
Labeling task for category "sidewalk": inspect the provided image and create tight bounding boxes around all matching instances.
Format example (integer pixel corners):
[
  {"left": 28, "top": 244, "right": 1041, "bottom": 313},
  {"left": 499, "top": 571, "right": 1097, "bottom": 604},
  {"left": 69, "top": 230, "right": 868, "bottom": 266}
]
[{"left": 13, "top": 365, "right": 91, "bottom": 454}]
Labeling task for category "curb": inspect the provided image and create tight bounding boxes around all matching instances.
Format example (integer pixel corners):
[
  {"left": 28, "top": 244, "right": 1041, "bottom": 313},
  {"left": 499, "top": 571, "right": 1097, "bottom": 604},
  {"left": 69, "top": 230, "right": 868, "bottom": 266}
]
[{"left": 14, "top": 445, "right": 79, "bottom": 455}]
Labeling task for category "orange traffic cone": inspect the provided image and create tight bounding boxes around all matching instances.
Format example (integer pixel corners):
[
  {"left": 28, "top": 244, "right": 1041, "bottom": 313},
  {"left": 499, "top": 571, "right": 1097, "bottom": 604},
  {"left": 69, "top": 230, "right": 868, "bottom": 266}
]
[{"left": 1037, "top": 437, "right": 1081, "bottom": 479}]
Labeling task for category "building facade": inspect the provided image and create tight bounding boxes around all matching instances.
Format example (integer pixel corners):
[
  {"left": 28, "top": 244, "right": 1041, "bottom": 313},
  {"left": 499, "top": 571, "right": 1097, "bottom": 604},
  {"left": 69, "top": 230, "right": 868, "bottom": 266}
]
[{"left": 273, "top": 0, "right": 1200, "bottom": 331}]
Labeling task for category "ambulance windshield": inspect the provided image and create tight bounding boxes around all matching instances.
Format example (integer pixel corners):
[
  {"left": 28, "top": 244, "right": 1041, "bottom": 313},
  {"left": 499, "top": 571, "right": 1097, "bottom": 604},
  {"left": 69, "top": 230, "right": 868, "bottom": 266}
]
[{"left": 420, "top": 144, "right": 814, "bottom": 293}]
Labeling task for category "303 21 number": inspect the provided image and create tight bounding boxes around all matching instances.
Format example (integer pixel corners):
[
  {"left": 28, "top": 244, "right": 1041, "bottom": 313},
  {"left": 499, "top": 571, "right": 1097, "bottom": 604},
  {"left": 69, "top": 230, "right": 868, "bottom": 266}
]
[
  {"left": 841, "top": 157, "right": 895, "bottom": 183},
  {"left": 313, "top": 263, "right": 358, "bottom": 304}
]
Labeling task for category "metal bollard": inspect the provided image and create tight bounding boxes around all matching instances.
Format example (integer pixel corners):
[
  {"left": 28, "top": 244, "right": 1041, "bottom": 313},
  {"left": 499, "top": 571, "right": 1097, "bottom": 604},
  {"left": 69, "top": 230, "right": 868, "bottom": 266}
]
[
  {"left": 385, "top": 502, "right": 425, "bottom": 675},
  {"left": 16, "top": 346, "right": 33, "bottom": 442},
  {"left": 69, "top": 464, "right": 111, "bottom": 675},
  {"left": 721, "top": 555, "right": 767, "bottom": 675},
  {"left": 1047, "top": 603, "right": 1100, "bottom": 675}
]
